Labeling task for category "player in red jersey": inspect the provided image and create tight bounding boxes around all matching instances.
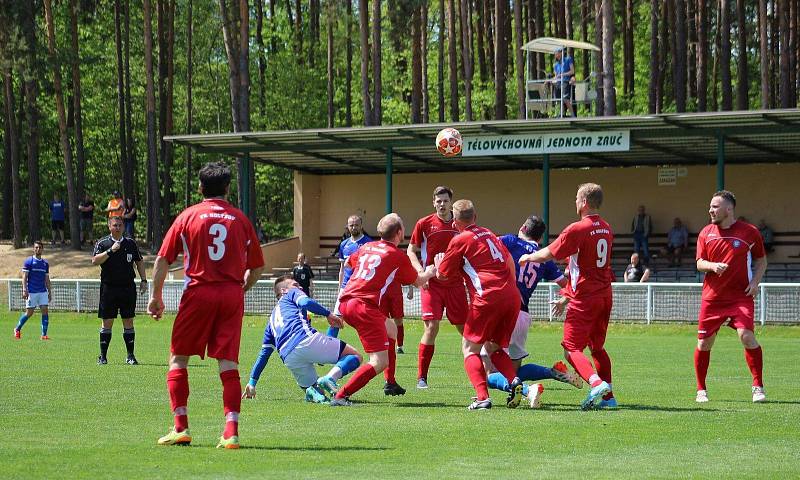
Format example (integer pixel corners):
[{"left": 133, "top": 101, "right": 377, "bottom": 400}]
[
  {"left": 519, "top": 183, "right": 616, "bottom": 410},
  {"left": 331, "top": 213, "right": 437, "bottom": 406},
  {"left": 694, "top": 190, "right": 767, "bottom": 403},
  {"left": 148, "top": 162, "right": 266, "bottom": 448},
  {"left": 435, "top": 200, "right": 524, "bottom": 410},
  {"left": 407, "top": 186, "right": 468, "bottom": 389}
]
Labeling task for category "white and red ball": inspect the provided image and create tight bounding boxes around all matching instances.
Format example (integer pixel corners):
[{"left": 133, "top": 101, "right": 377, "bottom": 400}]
[{"left": 436, "top": 127, "right": 463, "bottom": 157}]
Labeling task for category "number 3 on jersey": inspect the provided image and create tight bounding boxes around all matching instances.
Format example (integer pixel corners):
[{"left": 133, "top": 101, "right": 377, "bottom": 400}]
[{"left": 208, "top": 224, "right": 227, "bottom": 261}]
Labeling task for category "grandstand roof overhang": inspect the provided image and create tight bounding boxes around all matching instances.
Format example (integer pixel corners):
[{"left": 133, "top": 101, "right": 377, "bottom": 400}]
[{"left": 165, "top": 109, "right": 800, "bottom": 176}]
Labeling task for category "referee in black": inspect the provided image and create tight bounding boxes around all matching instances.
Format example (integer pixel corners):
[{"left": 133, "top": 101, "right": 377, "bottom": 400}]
[{"left": 91, "top": 215, "right": 148, "bottom": 365}]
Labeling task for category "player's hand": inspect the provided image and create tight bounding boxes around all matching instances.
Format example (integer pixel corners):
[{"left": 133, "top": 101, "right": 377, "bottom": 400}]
[
  {"left": 22, "top": 291, "right": 28, "bottom": 300},
  {"left": 139, "top": 280, "right": 148, "bottom": 295},
  {"left": 327, "top": 314, "right": 344, "bottom": 328},
  {"left": 745, "top": 281, "right": 759, "bottom": 297},
  {"left": 712, "top": 262, "right": 728, "bottom": 275},
  {"left": 433, "top": 252, "right": 445, "bottom": 269},
  {"left": 147, "top": 297, "right": 165, "bottom": 320},
  {"left": 549, "top": 297, "right": 569, "bottom": 318},
  {"left": 519, "top": 254, "right": 532, "bottom": 265},
  {"left": 242, "top": 384, "right": 257, "bottom": 399},
  {"left": 111, "top": 241, "right": 121, "bottom": 252}
]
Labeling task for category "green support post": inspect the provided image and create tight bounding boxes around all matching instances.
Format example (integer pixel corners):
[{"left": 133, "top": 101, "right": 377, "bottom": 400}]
[
  {"left": 716, "top": 134, "right": 725, "bottom": 191},
  {"left": 386, "top": 147, "right": 393, "bottom": 214},
  {"left": 543, "top": 153, "right": 550, "bottom": 245},
  {"left": 242, "top": 153, "right": 251, "bottom": 220}
]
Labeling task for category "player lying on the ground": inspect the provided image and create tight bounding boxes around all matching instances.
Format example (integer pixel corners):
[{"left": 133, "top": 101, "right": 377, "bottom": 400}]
[{"left": 243, "top": 275, "right": 363, "bottom": 403}]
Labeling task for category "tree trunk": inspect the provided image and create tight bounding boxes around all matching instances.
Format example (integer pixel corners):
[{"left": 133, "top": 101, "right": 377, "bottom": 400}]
[
  {"left": 697, "top": 0, "right": 708, "bottom": 111},
  {"left": 513, "top": 0, "right": 524, "bottom": 118},
  {"left": 580, "top": 0, "right": 589, "bottom": 79},
  {"left": 158, "top": 0, "right": 176, "bottom": 225},
  {"left": 21, "top": 0, "right": 41, "bottom": 242},
  {"left": 535, "top": 0, "right": 544, "bottom": 78},
  {"left": 422, "top": 2, "right": 430, "bottom": 123},
  {"left": 144, "top": 0, "right": 162, "bottom": 249},
  {"left": 327, "top": 0, "right": 335, "bottom": 127},
  {"left": 220, "top": 0, "right": 241, "bottom": 130},
  {"left": 601, "top": 0, "right": 615, "bottom": 115},
  {"left": 674, "top": 0, "right": 686, "bottom": 112},
  {"left": 371, "top": 0, "right": 382, "bottom": 125},
  {"left": 790, "top": 0, "right": 797, "bottom": 107},
  {"left": 477, "top": 0, "right": 487, "bottom": 81},
  {"left": 565, "top": 0, "right": 573, "bottom": 39},
  {"left": 295, "top": 0, "right": 303, "bottom": 61},
  {"left": 114, "top": 0, "right": 130, "bottom": 207},
  {"left": 69, "top": 0, "right": 87, "bottom": 198},
  {"left": 123, "top": 0, "right": 136, "bottom": 201},
  {"left": 780, "top": 0, "right": 791, "bottom": 107},
  {"left": 3, "top": 69, "right": 24, "bottom": 248},
  {"left": 447, "top": 0, "right": 459, "bottom": 121},
  {"left": 757, "top": 0, "right": 769, "bottom": 108},
  {"left": 720, "top": 0, "right": 733, "bottom": 110},
  {"left": 658, "top": 0, "right": 668, "bottom": 112},
  {"left": 771, "top": 0, "right": 778, "bottom": 108},
  {"left": 358, "top": 0, "right": 373, "bottom": 125},
  {"left": 438, "top": 0, "right": 445, "bottom": 122},
  {"left": 411, "top": 4, "right": 422, "bottom": 123},
  {"left": 711, "top": 0, "right": 720, "bottom": 110},
  {"left": 461, "top": 0, "right": 474, "bottom": 120},
  {"left": 1, "top": 75, "right": 11, "bottom": 240},
  {"left": 346, "top": 0, "right": 353, "bottom": 126},
  {"left": 495, "top": 0, "right": 508, "bottom": 119},
  {"left": 239, "top": 0, "right": 255, "bottom": 218},
  {"left": 486, "top": 0, "right": 496, "bottom": 79},
  {"left": 256, "top": 0, "right": 266, "bottom": 118},
  {"left": 687, "top": 0, "right": 697, "bottom": 100},
  {"left": 44, "top": 0, "right": 81, "bottom": 250},
  {"left": 186, "top": 0, "right": 193, "bottom": 209},
  {"left": 735, "top": 0, "right": 748, "bottom": 110},
  {"left": 309, "top": 0, "right": 320, "bottom": 66},
  {"left": 594, "top": 0, "right": 604, "bottom": 115},
  {"left": 648, "top": 0, "right": 659, "bottom": 113}
]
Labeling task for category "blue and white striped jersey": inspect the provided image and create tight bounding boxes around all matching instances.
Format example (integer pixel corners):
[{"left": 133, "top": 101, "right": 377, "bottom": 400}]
[{"left": 261, "top": 288, "right": 331, "bottom": 361}]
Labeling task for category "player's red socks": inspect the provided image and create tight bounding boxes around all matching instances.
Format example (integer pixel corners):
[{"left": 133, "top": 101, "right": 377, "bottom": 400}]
[
  {"left": 464, "top": 354, "right": 489, "bottom": 400},
  {"left": 167, "top": 368, "right": 190, "bottom": 432},
  {"left": 566, "top": 351, "right": 601, "bottom": 386},
  {"left": 397, "top": 324, "right": 404, "bottom": 348},
  {"left": 418, "top": 343, "right": 435, "bottom": 380},
  {"left": 337, "top": 364, "right": 377, "bottom": 399},
  {"left": 744, "top": 346, "right": 764, "bottom": 387},
  {"left": 220, "top": 369, "right": 241, "bottom": 439},
  {"left": 489, "top": 350, "right": 517, "bottom": 383},
  {"left": 385, "top": 339, "right": 397, "bottom": 383},
  {"left": 694, "top": 348, "right": 710, "bottom": 391},
  {"left": 591, "top": 348, "right": 613, "bottom": 384}
]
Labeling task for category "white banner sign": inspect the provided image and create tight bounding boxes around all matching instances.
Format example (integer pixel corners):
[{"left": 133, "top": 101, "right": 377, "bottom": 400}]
[{"left": 462, "top": 130, "right": 630, "bottom": 156}]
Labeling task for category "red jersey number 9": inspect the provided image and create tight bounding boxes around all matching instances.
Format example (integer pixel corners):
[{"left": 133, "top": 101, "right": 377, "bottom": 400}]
[
  {"left": 596, "top": 238, "right": 608, "bottom": 267},
  {"left": 208, "top": 224, "right": 228, "bottom": 261}
]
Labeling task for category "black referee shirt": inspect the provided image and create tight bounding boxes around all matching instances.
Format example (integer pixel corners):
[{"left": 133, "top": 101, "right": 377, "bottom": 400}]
[{"left": 94, "top": 235, "right": 143, "bottom": 286}]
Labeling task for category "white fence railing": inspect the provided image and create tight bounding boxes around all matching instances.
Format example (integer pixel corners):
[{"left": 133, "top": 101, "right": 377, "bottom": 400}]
[{"left": 5, "top": 279, "right": 800, "bottom": 325}]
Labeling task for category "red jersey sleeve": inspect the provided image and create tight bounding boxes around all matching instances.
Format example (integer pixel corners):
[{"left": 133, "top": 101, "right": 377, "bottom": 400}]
[
  {"left": 696, "top": 228, "right": 707, "bottom": 261},
  {"left": 394, "top": 254, "right": 420, "bottom": 285},
  {"left": 750, "top": 228, "right": 766, "bottom": 259},
  {"left": 548, "top": 223, "right": 581, "bottom": 260},
  {"left": 409, "top": 219, "right": 424, "bottom": 247},
  {"left": 158, "top": 215, "right": 185, "bottom": 263},
  {"left": 437, "top": 234, "right": 465, "bottom": 280}
]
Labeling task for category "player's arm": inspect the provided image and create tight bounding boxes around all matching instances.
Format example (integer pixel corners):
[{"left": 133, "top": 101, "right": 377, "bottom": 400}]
[
  {"left": 147, "top": 256, "right": 170, "bottom": 320},
  {"left": 745, "top": 255, "right": 768, "bottom": 296},
  {"left": 243, "top": 265, "right": 265, "bottom": 292},
  {"left": 243, "top": 344, "right": 275, "bottom": 399},
  {"left": 45, "top": 273, "right": 52, "bottom": 301},
  {"left": 406, "top": 243, "right": 424, "bottom": 273},
  {"left": 21, "top": 270, "right": 29, "bottom": 299},
  {"left": 414, "top": 264, "right": 437, "bottom": 287},
  {"left": 641, "top": 268, "right": 651, "bottom": 283},
  {"left": 296, "top": 295, "right": 342, "bottom": 327},
  {"left": 135, "top": 259, "right": 148, "bottom": 294},
  {"left": 519, "top": 246, "right": 555, "bottom": 265},
  {"left": 696, "top": 258, "right": 727, "bottom": 275},
  {"left": 337, "top": 260, "right": 345, "bottom": 288}
]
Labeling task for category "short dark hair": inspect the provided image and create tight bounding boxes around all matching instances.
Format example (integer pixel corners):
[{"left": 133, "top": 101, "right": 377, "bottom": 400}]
[
  {"left": 33, "top": 240, "right": 44, "bottom": 248},
  {"left": 199, "top": 162, "right": 232, "bottom": 198},
  {"left": 108, "top": 216, "right": 123, "bottom": 225},
  {"left": 433, "top": 186, "right": 453, "bottom": 199},
  {"left": 273, "top": 274, "right": 295, "bottom": 298},
  {"left": 712, "top": 190, "right": 736, "bottom": 208},
  {"left": 521, "top": 215, "right": 546, "bottom": 241}
]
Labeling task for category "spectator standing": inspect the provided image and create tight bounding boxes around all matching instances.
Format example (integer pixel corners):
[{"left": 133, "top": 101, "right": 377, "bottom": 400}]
[
  {"left": 624, "top": 253, "right": 651, "bottom": 283},
  {"left": 292, "top": 253, "right": 315, "bottom": 297},
  {"left": 78, "top": 193, "right": 95, "bottom": 246},
  {"left": 661, "top": 217, "right": 689, "bottom": 266},
  {"left": 757, "top": 220, "right": 774, "bottom": 253},
  {"left": 106, "top": 191, "right": 124, "bottom": 218},
  {"left": 631, "top": 205, "right": 652, "bottom": 262},
  {"left": 50, "top": 193, "right": 66, "bottom": 246},
  {"left": 122, "top": 198, "right": 137, "bottom": 239}
]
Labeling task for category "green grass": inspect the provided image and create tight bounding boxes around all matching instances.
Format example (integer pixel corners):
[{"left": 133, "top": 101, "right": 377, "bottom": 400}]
[{"left": 2, "top": 313, "right": 799, "bottom": 479}]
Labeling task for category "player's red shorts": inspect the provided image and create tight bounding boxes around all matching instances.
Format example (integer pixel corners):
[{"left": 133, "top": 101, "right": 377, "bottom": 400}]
[
  {"left": 420, "top": 281, "right": 468, "bottom": 325},
  {"left": 561, "top": 294, "right": 612, "bottom": 352},
  {"left": 379, "top": 291, "right": 404, "bottom": 319},
  {"left": 171, "top": 283, "right": 245, "bottom": 362},
  {"left": 462, "top": 291, "right": 519, "bottom": 347},
  {"left": 340, "top": 298, "right": 390, "bottom": 353},
  {"left": 697, "top": 299, "right": 755, "bottom": 339}
]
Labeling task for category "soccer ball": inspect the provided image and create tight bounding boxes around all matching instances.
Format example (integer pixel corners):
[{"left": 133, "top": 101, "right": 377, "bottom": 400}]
[{"left": 436, "top": 127, "right": 462, "bottom": 157}]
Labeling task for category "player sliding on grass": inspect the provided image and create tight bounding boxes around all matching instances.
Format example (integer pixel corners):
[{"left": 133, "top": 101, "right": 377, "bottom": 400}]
[
  {"left": 148, "top": 162, "right": 265, "bottom": 449},
  {"left": 434, "top": 200, "right": 525, "bottom": 410},
  {"left": 482, "top": 215, "right": 583, "bottom": 408},
  {"left": 694, "top": 190, "right": 768, "bottom": 403},
  {"left": 330, "top": 213, "right": 438, "bottom": 406},
  {"left": 519, "top": 183, "right": 616, "bottom": 410},
  {"left": 243, "top": 275, "right": 362, "bottom": 403}
]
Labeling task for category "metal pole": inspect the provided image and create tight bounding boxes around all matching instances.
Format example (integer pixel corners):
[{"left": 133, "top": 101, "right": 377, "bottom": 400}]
[
  {"left": 543, "top": 153, "right": 550, "bottom": 244},
  {"left": 646, "top": 284, "right": 653, "bottom": 325},
  {"left": 241, "top": 153, "right": 251, "bottom": 219},
  {"left": 759, "top": 283, "right": 766, "bottom": 326},
  {"left": 385, "top": 147, "right": 393, "bottom": 214},
  {"left": 716, "top": 133, "right": 725, "bottom": 191}
]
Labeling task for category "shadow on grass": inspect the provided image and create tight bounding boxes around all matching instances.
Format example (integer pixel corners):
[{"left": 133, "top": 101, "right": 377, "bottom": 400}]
[
  {"left": 393, "top": 402, "right": 466, "bottom": 408},
  {"left": 534, "top": 403, "right": 723, "bottom": 412},
  {"left": 726, "top": 399, "right": 800, "bottom": 405},
  {"left": 239, "top": 445, "right": 390, "bottom": 452}
]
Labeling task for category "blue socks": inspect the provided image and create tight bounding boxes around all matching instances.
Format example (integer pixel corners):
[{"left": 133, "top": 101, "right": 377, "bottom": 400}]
[
  {"left": 41, "top": 314, "right": 49, "bottom": 336},
  {"left": 326, "top": 326, "right": 340, "bottom": 338},
  {"left": 336, "top": 354, "right": 361, "bottom": 376},
  {"left": 16, "top": 314, "right": 29, "bottom": 332},
  {"left": 487, "top": 363, "right": 555, "bottom": 394}
]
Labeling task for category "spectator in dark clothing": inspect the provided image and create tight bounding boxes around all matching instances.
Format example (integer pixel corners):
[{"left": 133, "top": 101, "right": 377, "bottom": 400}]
[
  {"left": 122, "top": 198, "right": 137, "bottom": 239},
  {"left": 291, "top": 253, "right": 315, "bottom": 297},
  {"left": 758, "top": 220, "right": 774, "bottom": 253},
  {"left": 631, "top": 205, "right": 652, "bottom": 262},
  {"left": 79, "top": 193, "right": 95, "bottom": 246},
  {"left": 624, "top": 253, "right": 651, "bottom": 283},
  {"left": 50, "top": 193, "right": 66, "bottom": 246},
  {"left": 660, "top": 217, "right": 689, "bottom": 266}
]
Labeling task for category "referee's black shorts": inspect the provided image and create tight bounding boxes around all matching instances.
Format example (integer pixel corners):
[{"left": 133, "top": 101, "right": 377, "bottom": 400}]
[{"left": 98, "top": 284, "right": 137, "bottom": 319}]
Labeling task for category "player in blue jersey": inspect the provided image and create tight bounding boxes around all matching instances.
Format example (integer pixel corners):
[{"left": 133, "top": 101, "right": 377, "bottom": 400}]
[
  {"left": 483, "top": 216, "right": 583, "bottom": 407},
  {"left": 14, "top": 241, "right": 53, "bottom": 340},
  {"left": 243, "top": 275, "right": 363, "bottom": 403},
  {"left": 327, "top": 214, "right": 372, "bottom": 337}
]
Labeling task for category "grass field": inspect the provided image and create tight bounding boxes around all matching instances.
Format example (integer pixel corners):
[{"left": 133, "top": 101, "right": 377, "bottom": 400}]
[{"left": 2, "top": 313, "right": 799, "bottom": 479}]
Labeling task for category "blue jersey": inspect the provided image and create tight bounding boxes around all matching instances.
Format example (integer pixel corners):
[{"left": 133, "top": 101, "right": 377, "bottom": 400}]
[
  {"left": 554, "top": 55, "right": 574, "bottom": 83},
  {"left": 50, "top": 201, "right": 66, "bottom": 221},
  {"left": 337, "top": 234, "right": 372, "bottom": 287},
  {"left": 500, "top": 234, "right": 564, "bottom": 312},
  {"left": 22, "top": 256, "right": 49, "bottom": 294},
  {"left": 261, "top": 288, "right": 331, "bottom": 362}
]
